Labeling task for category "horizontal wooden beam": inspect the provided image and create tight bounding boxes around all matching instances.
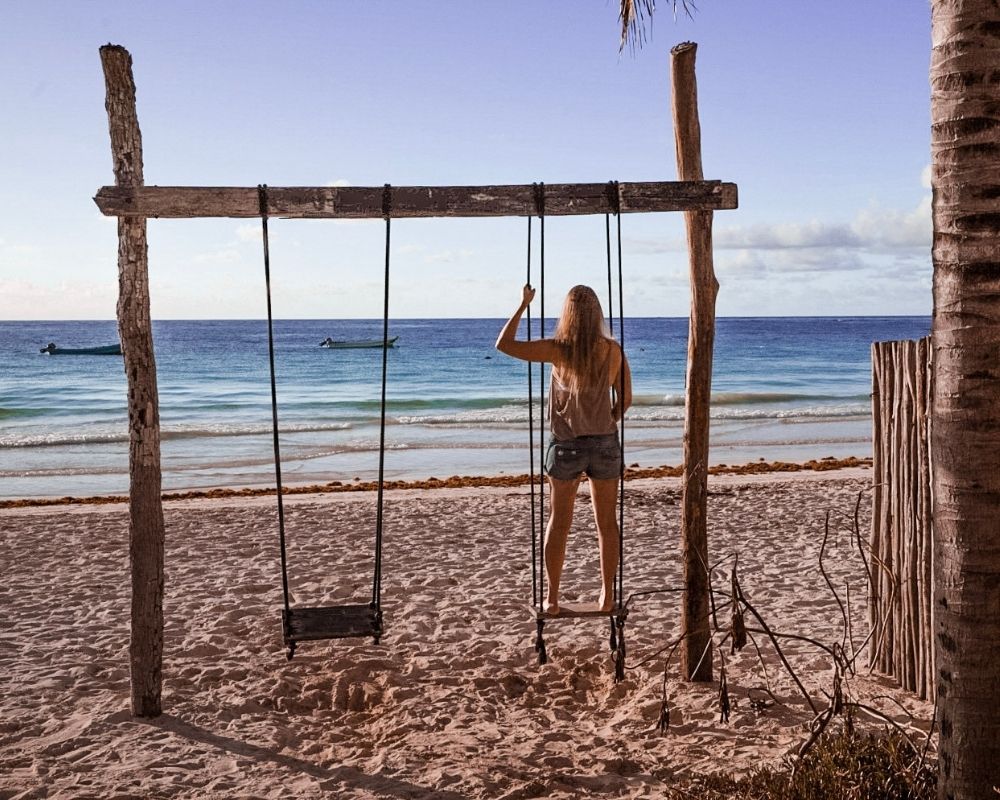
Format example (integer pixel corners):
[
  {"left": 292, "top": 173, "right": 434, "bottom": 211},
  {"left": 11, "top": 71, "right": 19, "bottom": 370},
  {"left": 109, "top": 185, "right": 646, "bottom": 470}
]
[{"left": 94, "top": 181, "right": 737, "bottom": 220}]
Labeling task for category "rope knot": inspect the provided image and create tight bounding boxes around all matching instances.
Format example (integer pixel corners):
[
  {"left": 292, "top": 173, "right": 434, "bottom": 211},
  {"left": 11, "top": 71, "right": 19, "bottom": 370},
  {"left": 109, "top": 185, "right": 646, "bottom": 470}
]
[
  {"left": 257, "top": 184, "right": 269, "bottom": 219},
  {"left": 606, "top": 180, "right": 621, "bottom": 216},
  {"left": 533, "top": 181, "right": 545, "bottom": 218},
  {"left": 382, "top": 183, "right": 392, "bottom": 219},
  {"left": 657, "top": 698, "right": 671, "bottom": 733}
]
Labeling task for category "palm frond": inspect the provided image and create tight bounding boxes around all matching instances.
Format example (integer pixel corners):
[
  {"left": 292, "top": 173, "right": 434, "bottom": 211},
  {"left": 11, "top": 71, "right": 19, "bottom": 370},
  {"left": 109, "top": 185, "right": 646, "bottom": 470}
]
[{"left": 620, "top": 0, "right": 698, "bottom": 53}]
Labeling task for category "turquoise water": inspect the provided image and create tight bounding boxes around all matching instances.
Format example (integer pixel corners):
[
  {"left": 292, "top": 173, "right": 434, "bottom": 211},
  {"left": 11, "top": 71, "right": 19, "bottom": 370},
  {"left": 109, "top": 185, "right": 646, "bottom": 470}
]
[{"left": 0, "top": 317, "right": 930, "bottom": 498}]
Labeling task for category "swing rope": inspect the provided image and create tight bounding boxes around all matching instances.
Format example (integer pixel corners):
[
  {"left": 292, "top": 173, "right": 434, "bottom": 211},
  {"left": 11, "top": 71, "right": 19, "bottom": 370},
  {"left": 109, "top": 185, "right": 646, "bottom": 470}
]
[
  {"left": 606, "top": 212, "right": 615, "bottom": 338},
  {"left": 534, "top": 182, "right": 547, "bottom": 611},
  {"left": 611, "top": 181, "right": 626, "bottom": 608},
  {"left": 526, "top": 214, "right": 538, "bottom": 608},
  {"left": 372, "top": 184, "right": 392, "bottom": 615},
  {"left": 604, "top": 182, "right": 627, "bottom": 608},
  {"left": 258, "top": 185, "right": 292, "bottom": 619}
]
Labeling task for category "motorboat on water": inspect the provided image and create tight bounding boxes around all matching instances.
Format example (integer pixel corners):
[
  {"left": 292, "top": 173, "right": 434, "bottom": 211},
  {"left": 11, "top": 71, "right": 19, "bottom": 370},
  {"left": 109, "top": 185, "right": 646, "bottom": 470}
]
[
  {"left": 319, "top": 336, "right": 399, "bottom": 350},
  {"left": 39, "top": 342, "right": 123, "bottom": 356}
]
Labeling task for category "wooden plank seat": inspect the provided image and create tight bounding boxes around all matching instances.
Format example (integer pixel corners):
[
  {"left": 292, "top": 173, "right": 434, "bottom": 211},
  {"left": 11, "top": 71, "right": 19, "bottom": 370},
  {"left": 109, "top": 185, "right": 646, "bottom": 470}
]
[
  {"left": 528, "top": 603, "right": 621, "bottom": 620},
  {"left": 283, "top": 604, "right": 382, "bottom": 643},
  {"left": 528, "top": 603, "right": 628, "bottom": 671}
]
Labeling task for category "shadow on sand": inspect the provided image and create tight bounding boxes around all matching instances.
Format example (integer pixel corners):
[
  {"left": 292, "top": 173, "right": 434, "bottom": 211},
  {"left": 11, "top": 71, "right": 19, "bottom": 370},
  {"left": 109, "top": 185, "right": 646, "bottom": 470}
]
[{"left": 136, "top": 713, "right": 469, "bottom": 799}]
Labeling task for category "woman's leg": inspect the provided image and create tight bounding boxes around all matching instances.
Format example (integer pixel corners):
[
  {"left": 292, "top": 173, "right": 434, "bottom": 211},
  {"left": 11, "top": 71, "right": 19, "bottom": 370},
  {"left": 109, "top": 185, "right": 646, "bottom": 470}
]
[
  {"left": 544, "top": 477, "right": 580, "bottom": 613},
  {"left": 589, "top": 477, "right": 621, "bottom": 612}
]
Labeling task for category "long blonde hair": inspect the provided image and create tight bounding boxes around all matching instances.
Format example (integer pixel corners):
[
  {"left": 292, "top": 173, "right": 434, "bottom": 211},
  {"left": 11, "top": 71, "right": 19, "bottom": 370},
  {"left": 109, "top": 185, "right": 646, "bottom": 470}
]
[{"left": 552, "top": 285, "right": 612, "bottom": 393}]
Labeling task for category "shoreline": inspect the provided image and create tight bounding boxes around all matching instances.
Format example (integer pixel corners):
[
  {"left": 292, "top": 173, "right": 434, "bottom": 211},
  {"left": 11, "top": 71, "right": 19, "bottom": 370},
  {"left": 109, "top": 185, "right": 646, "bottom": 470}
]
[{"left": 0, "top": 455, "right": 871, "bottom": 509}]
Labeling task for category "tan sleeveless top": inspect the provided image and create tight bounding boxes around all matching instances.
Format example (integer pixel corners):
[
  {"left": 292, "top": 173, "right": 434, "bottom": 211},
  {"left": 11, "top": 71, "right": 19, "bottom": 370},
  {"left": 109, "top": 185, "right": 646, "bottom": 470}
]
[{"left": 548, "top": 341, "right": 618, "bottom": 440}]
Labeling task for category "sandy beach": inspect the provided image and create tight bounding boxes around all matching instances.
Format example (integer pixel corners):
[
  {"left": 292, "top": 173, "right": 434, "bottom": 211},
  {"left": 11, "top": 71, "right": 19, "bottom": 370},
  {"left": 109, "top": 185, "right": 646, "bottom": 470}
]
[{"left": 0, "top": 467, "right": 933, "bottom": 799}]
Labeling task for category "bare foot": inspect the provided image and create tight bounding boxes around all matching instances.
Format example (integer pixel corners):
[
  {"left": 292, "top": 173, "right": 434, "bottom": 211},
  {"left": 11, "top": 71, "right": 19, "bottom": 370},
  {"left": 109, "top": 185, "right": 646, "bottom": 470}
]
[{"left": 543, "top": 600, "right": 560, "bottom": 615}]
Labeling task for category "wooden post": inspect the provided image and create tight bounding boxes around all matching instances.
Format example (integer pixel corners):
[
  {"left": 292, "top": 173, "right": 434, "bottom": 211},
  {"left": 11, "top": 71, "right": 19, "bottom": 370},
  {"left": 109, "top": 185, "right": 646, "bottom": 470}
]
[
  {"left": 671, "top": 42, "right": 717, "bottom": 683},
  {"left": 100, "top": 44, "right": 165, "bottom": 718},
  {"left": 918, "top": 338, "right": 934, "bottom": 700},
  {"left": 874, "top": 343, "right": 886, "bottom": 673}
]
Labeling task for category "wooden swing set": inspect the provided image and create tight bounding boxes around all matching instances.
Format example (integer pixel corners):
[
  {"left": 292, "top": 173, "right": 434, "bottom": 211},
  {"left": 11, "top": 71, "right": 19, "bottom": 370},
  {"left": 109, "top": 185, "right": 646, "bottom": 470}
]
[{"left": 96, "top": 43, "right": 737, "bottom": 717}]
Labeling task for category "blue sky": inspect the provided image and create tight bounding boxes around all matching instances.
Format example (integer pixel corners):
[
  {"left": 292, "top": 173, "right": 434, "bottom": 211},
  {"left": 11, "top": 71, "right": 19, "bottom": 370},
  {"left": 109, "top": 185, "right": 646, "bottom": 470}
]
[{"left": 1, "top": 1, "right": 932, "bottom": 319}]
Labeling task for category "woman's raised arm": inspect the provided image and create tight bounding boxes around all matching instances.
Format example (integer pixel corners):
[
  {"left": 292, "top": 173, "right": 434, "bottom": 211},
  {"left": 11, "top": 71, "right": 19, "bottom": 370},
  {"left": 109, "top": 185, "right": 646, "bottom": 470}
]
[{"left": 495, "top": 284, "right": 557, "bottom": 363}]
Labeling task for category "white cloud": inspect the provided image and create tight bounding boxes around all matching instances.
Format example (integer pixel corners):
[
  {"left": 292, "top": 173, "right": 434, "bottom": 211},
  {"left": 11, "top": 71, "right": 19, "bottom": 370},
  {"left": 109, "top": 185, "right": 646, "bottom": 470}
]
[
  {"left": 714, "top": 220, "right": 861, "bottom": 250},
  {"left": 0, "top": 278, "right": 117, "bottom": 319},
  {"left": 852, "top": 195, "right": 930, "bottom": 250},
  {"left": 718, "top": 249, "right": 767, "bottom": 277},
  {"left": 921, "top": 164, "right": 932, "bottom": 189},
  {"left": 193, "top": 248, "right": 242, "bottom": 265},
  {"left": 235, "top": 224, "right": 261, "bottom": 242},
  {"left": 714, "top": 198, "right": 930, "bottom": 253},
  {"left": 717, "top": 247, "right": 868, "bottom": 277},
  {"left": 1, "top": 241, "right": 42, "bottom": 257},
  {"left": 150, "top": 279, "right": 265, "bottom": 319},
  {"left": 624, "top": 194, "right": 931, "bottom": 285},
  {"left": 0, "top": 237, "right": 46, "bottom": 273},
  {"left": 423, "top": 248, "right": 475, "bottom": 264}
]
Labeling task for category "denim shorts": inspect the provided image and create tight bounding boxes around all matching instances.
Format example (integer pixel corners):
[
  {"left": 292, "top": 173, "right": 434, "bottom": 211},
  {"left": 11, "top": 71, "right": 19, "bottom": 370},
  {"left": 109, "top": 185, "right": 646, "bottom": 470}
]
[{"left": 545, "top": 433, "right": 622, "bottom": 481}]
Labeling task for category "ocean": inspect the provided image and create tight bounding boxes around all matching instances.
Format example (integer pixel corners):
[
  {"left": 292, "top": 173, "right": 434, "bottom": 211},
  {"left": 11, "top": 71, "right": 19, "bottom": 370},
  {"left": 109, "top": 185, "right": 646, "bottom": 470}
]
[{"left": 0, "top": 317, "right": 930, "bottom": 499}]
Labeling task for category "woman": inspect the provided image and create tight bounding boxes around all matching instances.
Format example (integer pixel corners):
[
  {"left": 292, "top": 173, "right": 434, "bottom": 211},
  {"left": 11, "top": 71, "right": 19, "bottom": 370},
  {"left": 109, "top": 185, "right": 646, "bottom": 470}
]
[{"left": 496, "top": 284, "right": 632, "bottom": 614}]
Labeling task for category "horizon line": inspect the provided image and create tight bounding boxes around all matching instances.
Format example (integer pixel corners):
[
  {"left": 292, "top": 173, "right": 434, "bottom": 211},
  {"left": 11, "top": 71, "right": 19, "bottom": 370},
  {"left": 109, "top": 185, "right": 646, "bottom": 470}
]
[{"left": 1, "top": 313, "right": 933, "bottom": 323}]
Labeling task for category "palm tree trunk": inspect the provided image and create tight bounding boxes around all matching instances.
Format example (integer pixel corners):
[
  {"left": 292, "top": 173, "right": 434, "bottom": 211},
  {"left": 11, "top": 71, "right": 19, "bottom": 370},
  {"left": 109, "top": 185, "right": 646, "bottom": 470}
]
[{"left": 930, "top": 2, "right": 1000, "bottom": 796}]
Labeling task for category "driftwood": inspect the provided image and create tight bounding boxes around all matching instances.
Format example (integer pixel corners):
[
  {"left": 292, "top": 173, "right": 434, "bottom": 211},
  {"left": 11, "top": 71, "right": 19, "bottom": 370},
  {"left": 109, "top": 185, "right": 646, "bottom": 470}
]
[
  {"left": 100, "top": 44, "right": 165, "bottom": 718},
  {"left": 625, "top": 490, "right": 934, "bottom": 764},
  {"left": 672, "top": 41, "right": 718, "bottom": 685},
  {"left": 869, "top": 338, "right": 935, "bottom": 701},
  {"left": 94, "top": 181, "right": 738, "bottom": 220}
]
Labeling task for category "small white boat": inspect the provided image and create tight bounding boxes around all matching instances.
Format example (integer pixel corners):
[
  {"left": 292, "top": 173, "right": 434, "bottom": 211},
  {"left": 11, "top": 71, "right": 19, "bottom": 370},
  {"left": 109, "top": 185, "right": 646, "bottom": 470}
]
[{"left": 319, "top": 336, "right": 399, "bottom": 350}]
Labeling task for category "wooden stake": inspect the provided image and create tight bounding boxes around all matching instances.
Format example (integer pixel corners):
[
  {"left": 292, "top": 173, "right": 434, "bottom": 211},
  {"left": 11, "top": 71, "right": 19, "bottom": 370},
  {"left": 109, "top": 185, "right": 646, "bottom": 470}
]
[
  {"left": 672, "top": 41, "right": 716, "bottom": 683},
  {"left": 917, "top": 336, "right": 934, "bottom": 700},
  {"left": 100, "top": 44, "right": 165, "bottom": 718},
  {"left": 869, "top": 342, "right": 883, "bottom": 670}
]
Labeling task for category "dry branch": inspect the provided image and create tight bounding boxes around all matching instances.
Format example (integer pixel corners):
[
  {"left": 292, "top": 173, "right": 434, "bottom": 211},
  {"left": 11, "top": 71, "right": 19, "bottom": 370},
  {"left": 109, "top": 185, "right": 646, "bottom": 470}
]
[{"left": 623, "top": 494, "right": 935, "bottom": 765}]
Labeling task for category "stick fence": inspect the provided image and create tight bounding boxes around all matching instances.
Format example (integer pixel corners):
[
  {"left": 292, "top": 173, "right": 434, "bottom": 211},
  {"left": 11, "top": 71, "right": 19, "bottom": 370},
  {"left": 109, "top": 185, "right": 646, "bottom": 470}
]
[{"left": 869, "top": 337, "right": 935, "bottom": 701}]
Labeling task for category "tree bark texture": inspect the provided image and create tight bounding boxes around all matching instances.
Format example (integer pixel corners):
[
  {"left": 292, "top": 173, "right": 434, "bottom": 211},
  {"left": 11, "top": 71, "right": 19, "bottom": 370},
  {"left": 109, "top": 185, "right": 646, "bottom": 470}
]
[
  {"left": 672, "top": 41, "right": 717, "bottom": 683},
  {"left": 101, "top": 44, "right": 165, "bottom": 719},
  {"left": 869, "top": 338, "right": 935, "bottom": 701},
  {"left": 930, "top": 2, "right": 1000, "bottom": 797}
]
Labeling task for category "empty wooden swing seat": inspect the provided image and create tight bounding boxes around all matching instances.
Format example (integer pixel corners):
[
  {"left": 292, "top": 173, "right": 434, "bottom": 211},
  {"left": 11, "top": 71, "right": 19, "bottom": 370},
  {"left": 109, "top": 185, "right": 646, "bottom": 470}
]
[{"left": 283, "top": 604, "right": 383, "bottom": 656}]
